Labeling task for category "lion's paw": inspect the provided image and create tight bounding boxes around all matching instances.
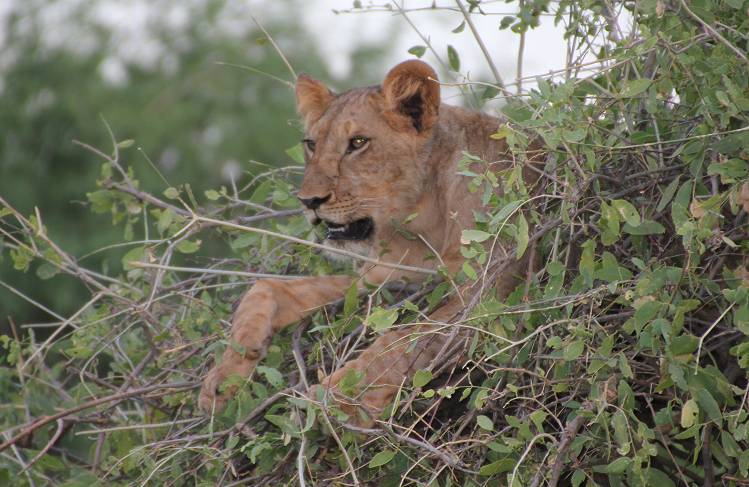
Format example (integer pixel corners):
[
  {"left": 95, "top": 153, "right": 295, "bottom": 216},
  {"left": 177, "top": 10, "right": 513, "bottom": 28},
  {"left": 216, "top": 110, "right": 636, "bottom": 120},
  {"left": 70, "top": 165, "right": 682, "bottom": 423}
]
[
  {"left": 198, "top": 360, "right": 255, "bottom": 414},
  {"left": 313, "top": 372, "right": 398, "bottom": 428}
]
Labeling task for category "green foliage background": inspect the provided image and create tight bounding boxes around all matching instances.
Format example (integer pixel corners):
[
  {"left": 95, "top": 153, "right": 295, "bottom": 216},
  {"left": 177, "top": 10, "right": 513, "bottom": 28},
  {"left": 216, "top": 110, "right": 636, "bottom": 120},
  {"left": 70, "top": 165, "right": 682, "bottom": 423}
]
[{"left": 2, "top": 1, "right": 749, "bottom": 486}]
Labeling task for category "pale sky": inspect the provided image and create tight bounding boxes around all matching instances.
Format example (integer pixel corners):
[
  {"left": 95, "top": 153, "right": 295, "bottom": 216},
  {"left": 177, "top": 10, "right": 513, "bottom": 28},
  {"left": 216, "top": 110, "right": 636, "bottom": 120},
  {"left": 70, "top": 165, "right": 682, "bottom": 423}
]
[
  {"left": 303, "top": 0, "right": 570, "bottom": 91},
  {"left": 0, "top": 0, "right": 585, "bottom": 101}
]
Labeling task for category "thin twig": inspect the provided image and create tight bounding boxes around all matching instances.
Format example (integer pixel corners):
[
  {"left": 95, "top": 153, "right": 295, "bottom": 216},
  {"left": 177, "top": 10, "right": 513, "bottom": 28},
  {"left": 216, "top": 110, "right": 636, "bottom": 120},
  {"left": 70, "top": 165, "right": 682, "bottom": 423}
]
[
  {"left": 455, "top": 0, "right": 509, "bottom": 95},
  {"left": 0, "top": 382, "right": 197, "bottom": 453}
]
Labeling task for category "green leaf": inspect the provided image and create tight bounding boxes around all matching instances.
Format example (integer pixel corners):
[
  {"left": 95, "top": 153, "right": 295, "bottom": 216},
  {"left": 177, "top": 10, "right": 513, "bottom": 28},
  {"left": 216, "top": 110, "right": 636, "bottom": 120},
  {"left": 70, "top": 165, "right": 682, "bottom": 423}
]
[
  {"left": 669, "top": 335, "right": 697, "bottom": 356},
  {"left": 86, "top": 190, "right": 114, "bottom": 213},
  {"left": 479, "top": 458, "right": 515, "bottom": 475},
  {"left": 707, "top": 158, "right": 748, "bottom": 183},
  {"left": 117, "top": 139, "right": 135, "bottom": 149},
  {"left": 408, "top": 45, "right": 426, "bottom": 58},
  {"left": 366, "top": 307, "right": 398, "bottom": 331},
  {"left": 680, "top": 399, "right": 699, "bottom": 428},
  {"left": 447, "top": 45, "right": 460, "bottom": 71},
  {"left": 612, "top": 411, "right": 631, "bottom": 455},
  {"left": 596, "top": 252, "right": 633, "bottom": 282},
  {"left": 461, "top": 229, "right": 492, "bottom": 244},
  {"left": 338, "top": 368, "right": 364, "bottom": 396},
  {"left": 646, "top": 468, "right": 676, "bottom": 487},
  {"left": 265, "top": 414, "right": 298, "bottom": 435},
  {"left": 256, "top": 366, "right": 284, "bottom": 388},
  {"left": 121, "top": 246, "right": 145, "bottom": 270},
  {"left": 564, "top": 340, "right": 585, "bottom": 361},
  {"left": 413, "top": 369, "right": 433, "bottom": 388},
  {"left": 452, "top": 20, "right": 465, "bottom": 33},
  {"left": 163, "top": 187, "right": 180, "bottom": 199},
  {"left": 490, "top": 125, "right": 512, "bottom": 140},
  {"left": 36, "top": 262, "right": 59, "bottom": 280},
  {"left": 562, "top": 127, "right": 587, "bottom": 143},
  {"left": 571, "top": 469, "right": 586, "bottom": 487},
  {"left": 620, "top": 79, "right": 651, "bottom": 97},
  {"left": 285, "top": 143, "right": 305, "bottom": 164},
  {"left": 368, "top": 450, "right": 396, "bottom": 468},
  {"left": 477, "top": 414, "right": 494, "bottom": 431},
  {"left": 635, "top": 301, "right": 661, "bottom": 329},
  {"left": 657, "top": 177, "right": 681, "bottom": 212},
  {"left": 204, "top": 189, "right": 220, "bottom": 201},
  {"left": 579, "top": 239, "right": 596, "bottom": 287},
  {"left": 490, "top": 200, "right": 522, "bottom": 225},
  {"left": 482, "top": 85, "right": 499, "bottom": 100},
  {"left": 499, "top": 15, "right": 515, "bottom": 30},
  {"left": 176, "top": 239, "right": 201, "bottom": 254},
  {"left": 157, "top": 208, "right": 175, "bottom": 234},
  {"left": 605, "top": 457, "right": 631, "bottom": 474},
  {"left": 343, "top": 282, "right": 359, "bottom": 318},
  {"left": 696, "top": 389, "right": 722, "bottom": 424},
  {"left": 623, "top": 220, "right": 665, "bottom": 235},
  {"left": 462, "top": 261, "right": 478, "bottom": 280},
  {"left": 530, "top": 410, "right": 548, "bottom": 431},
  {"left": 611, "top": 199, "right": 641, "bottom": 227},
  {"left": 515, "top": 213, "right": 529, "bottom": 259}
]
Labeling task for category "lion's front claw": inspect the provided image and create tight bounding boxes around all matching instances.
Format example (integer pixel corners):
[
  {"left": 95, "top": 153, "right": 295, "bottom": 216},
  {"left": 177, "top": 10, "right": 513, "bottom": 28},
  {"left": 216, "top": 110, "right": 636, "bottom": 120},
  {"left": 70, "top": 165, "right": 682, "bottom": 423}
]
[
  {"left": 198, "top": 360, "right": 255, "bottom": 414},
  {"left": 315, "top": 372, "right": 397, "bottom": 428},
  {"left": 198, "top": 366, "right": 229, "bottom": 414}
]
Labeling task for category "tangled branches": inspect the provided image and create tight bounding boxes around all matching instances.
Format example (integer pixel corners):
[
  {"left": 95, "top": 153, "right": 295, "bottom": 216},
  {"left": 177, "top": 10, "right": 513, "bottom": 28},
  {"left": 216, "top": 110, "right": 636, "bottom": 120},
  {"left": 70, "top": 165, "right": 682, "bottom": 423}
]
[{"left": 2, "top": 1, "right": 749, "bottom": 486}]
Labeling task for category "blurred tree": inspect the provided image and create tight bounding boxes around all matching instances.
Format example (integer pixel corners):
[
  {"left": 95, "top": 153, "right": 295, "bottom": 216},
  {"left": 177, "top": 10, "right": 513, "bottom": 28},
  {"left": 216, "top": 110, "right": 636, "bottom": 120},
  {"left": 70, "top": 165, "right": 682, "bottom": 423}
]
[{"left": 0, "top": 0, "right": 396, "bottom": 332}]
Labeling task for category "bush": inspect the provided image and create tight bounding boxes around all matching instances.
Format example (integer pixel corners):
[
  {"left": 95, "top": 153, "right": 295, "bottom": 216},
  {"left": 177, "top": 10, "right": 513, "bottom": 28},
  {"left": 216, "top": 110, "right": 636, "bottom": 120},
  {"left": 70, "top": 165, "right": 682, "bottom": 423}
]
[{"left": 2, "top": 1, "right": 749, "bottom": 486}]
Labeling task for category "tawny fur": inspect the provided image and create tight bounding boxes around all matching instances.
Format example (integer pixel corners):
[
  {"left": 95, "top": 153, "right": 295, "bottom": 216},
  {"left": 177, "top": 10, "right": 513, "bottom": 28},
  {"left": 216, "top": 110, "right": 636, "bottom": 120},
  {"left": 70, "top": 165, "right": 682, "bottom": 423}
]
[{"left": 199, "top": 60, "right": 540, "bottom": 424}]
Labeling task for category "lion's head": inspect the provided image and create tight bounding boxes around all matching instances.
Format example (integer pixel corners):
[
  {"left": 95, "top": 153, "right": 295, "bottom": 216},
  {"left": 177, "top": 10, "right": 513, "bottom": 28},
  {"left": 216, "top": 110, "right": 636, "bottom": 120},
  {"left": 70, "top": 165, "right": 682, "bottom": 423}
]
[{"left": 294, "top": 60, "right": 442, "bottom": 258}]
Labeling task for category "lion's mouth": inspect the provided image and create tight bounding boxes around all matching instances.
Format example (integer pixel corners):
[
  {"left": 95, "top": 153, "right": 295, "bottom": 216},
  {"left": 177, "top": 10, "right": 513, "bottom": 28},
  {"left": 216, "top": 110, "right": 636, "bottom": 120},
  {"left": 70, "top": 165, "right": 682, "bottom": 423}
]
[{"left": 323, "top": 217, "right": 374, "bottom": 241}]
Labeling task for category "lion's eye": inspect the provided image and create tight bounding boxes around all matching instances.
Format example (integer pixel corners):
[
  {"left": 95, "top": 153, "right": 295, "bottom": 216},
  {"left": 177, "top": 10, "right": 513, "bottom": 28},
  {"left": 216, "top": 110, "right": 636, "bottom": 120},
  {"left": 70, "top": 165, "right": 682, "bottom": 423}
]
[
  {"left": 303, "top": 139, "right": 316, "bottom": 152},
  {"left": 347, "top": 136, "right": 369, "bottom": 153}
]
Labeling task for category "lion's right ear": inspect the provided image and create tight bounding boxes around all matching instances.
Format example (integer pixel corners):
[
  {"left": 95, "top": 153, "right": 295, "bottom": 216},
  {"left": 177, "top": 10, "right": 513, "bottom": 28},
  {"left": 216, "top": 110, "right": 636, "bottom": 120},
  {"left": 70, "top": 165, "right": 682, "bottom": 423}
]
[
  {"left": 382, "top": 60, "right": 440, "bottom": 133},
  {"left": 295, "top": 74, "right": 334, "bottom": 127}
]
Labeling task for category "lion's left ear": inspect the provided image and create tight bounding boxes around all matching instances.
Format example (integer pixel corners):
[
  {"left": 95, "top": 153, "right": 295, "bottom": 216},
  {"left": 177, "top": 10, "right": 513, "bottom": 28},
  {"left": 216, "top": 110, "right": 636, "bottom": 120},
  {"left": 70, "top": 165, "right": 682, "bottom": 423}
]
[
  {"left": 296, "top": 74, "right": 334, "bottom": 127},
  {"left": 382, "top": 60, "right": 440, "bottom": 132}
]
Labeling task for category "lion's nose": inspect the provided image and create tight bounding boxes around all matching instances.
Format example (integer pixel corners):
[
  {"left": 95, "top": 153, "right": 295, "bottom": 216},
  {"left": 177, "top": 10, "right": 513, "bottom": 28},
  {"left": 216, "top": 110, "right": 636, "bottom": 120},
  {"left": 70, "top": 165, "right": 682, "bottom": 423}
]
[{"left": 298, "top": 194, "right": 331, "bottom": 210}]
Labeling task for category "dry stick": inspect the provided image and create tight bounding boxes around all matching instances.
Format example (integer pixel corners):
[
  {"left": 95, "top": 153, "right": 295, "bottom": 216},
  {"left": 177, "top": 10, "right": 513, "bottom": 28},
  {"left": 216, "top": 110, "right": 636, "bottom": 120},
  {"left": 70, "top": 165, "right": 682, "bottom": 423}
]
[
  {"left": 343, "top": 423, "right": 475, "bottom": 474},
  {"left": 22, "top": 292, "right": 104, "bottom": 372},
  {"left": 511, "top": 433, "right": 557, "bottom": 487},
  {"left": 104, "top": 180, "right": 191, "bottom": 217},
  {"left": 214, "top": 61, "right": 294, "bottom": 88},
  {"left": 129, "top": 261, "right": 302, "bottom": 280},
  {"left": 0, "top": 280, "right": 66, "bottom": 322},
  {"left": 678, "top": 0, "right": 749, "bottom": 65},
  {"left": 19, "top": 419, "right": 65, "bottom": 474},
  {"left": 291, "top": 321, "right": 310, "bottom": 487},
  {"left": 250, "top": 14, "right": 296, "bottom": 80},
  {"left": 0, "top": 197, "right": 128, "bottom": 294},
  {"left": 318, "top": 407, "right": 361, "bottom": 487},
  {"left": 194, "top": 215, "right": 438, "bottom": 276},
  {"left": 702, "top": 424, "right": 714, "bottom": 487},
  {"left": 695, "top": 301, "right": 735, "bottom": 374},
  {"left": 545, "top": 412, "right": 588, "bottom": 487},
  {"left": 391, "top": 1, "right": 450, "bottom": 75},
  {"left": 0, "top": 381, "right": 197, "bottom": 453},
  {"left": 454, "top": 0, "right": 509, "bottom": 96},
  {"left": 516, "top": 0, "right": 526, "bottom": 95}
]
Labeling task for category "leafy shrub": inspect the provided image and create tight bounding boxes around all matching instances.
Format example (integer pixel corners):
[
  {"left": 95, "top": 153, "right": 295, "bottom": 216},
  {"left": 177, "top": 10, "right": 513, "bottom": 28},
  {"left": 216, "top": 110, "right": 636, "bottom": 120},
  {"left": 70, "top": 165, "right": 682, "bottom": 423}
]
[{"left": 2, "top": 1, "right": 749, "bottom": 486}]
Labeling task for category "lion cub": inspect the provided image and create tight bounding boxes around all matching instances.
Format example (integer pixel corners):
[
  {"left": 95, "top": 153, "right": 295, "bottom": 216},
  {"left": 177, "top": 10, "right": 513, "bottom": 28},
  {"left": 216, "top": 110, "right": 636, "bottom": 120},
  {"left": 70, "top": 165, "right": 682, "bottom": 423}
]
[{"left": 199, "top": 60, "right": 537, "bottom": 424}]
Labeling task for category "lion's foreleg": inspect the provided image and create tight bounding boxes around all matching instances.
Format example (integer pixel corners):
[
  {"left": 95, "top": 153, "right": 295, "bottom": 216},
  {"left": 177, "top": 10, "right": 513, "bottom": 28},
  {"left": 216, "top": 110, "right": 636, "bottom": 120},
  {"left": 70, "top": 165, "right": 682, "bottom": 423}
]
[
  {"left": 199, "top": 276, "right": 352, "bottom": 413},
  {"left": 320, "top": 297, "right": 466, "bottom": 425}
]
